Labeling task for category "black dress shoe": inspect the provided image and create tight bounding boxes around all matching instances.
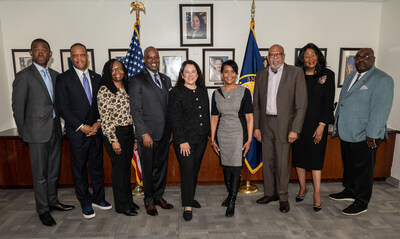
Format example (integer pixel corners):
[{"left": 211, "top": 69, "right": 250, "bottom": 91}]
[
  {"left": 313, "top": 204, "right": 322, "bottom": 212},
  {"left": 50, "top": 203, "right": 75, "bottom": 211},
  {"left": 39, "top": 212, "right": 56, "bottom": 226},
  {"left": 117, "top": 208, "right": 138, "bottom": 216},
  {"left": 193, "top": 200, "right": 201, "bottom": 208},
  {"left": 256, "top": 195, "right": 279, "bottom": 204},
  {"left": 183, "top": 210, "right": 192, "bottom": 221},
  {"left": 295, "top": 188, "right": 308, "bottom": 202},
  {"left": 279, "top": 201, "right": 290, "bottom": 213},
  {"left": 132, "top": 201, "right": 140, "bottom": 210}
]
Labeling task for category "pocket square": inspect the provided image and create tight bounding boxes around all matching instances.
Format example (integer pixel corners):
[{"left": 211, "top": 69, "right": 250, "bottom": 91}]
[{"left": 360, "top": 85, "right": 368, "bottom": 90}]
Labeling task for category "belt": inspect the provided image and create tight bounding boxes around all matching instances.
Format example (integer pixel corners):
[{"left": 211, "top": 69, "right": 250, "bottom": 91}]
[{"left": 266, "top": 114, "right": 277, "bottom": 117}]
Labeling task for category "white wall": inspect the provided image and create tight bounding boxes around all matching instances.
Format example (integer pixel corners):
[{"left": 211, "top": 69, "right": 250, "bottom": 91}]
[
  {"left": 0, "top": 0, "right": 385, "bottom": 132},
  {"left": 0, "top": 19, "right": 13, "bottom": 131},
  {"left": 378, "top": 0, "right": 400, "bottom": 182}
]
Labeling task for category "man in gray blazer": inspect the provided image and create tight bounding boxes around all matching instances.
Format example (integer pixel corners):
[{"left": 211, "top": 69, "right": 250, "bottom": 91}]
[
  {"left": 11, "top": 39, "right": 74, "bottom": 226},
  {"left": 329, "top": 48, "right": 394, "bottom": 215},
  {"left": 253, "top": 44, "right": 307, "bottom": 213},
  {"left": 129, "top": 46, "right": 173, "bottom": 216}
]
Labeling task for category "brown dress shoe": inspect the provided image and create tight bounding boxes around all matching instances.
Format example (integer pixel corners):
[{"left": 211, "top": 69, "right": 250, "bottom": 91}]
[
  {"left": 256, "top": 195, "right": 279, "bottom": 204},
  {"left": 154, "top": 198, "right": 174, "bottom": 209},
  {"left": 145, "top": 203, "right": 158, "bottom": 216},
  {"left": 279, "top": 201, "right": 290, "bottom": 213}
]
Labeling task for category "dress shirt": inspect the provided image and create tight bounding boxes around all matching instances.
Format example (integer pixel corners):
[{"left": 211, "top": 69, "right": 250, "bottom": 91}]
[
  {"left": 73, "top": 66, "right": 92, "bottom": 95},
  {"left": 266, "top": 64, "right": 284, "bottom": 115},
  {"left": 33, "top": 62, "right": 55, "bottom": 118},
  {"left": 347, "top": 71, "right": 366, "bottom": 91}
]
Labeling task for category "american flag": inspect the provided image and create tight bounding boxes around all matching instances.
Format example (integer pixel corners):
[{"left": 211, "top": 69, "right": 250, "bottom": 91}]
[{"left": 124, "top": 20, "right": 145, "bottom": 77}]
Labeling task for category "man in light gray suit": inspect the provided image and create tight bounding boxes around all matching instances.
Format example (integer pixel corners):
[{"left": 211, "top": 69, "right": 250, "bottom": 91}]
[
  {"left": 329, "top": 48, "right": 394, "bottom": 215},
  {"left": 12, "top": 39, "right": 74, "bottom": 226},
  {"left": 253, "top": 44, "right": 307, "bottom": 213},
  {"left": 129, "top": 46, "right": 173, "bottom": 216}
]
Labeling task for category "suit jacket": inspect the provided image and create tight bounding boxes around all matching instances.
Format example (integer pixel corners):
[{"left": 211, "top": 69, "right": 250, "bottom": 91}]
[
  {"left": 253, "top": 63, "right": 308, "bottom": 143},
  {"left": 129, "top": 69, "right": 172, "bottom": 141},
  {"left": 55, "top": 68, "right": 101, "bottom": 138},
  {"left": 12, "top": 64, "right": 61, "bottom": 143},
  {"left": 335, "top": 66, "right": 394, "bottom": 142}
]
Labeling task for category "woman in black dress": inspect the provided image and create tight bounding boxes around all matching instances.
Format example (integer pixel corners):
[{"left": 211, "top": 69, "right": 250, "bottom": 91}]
[
  {"left": 168, "top": 60, "right": 210, "bottom": 221},
  {"left": 292, "top": 43, "right": 335, "bottom": 212}
]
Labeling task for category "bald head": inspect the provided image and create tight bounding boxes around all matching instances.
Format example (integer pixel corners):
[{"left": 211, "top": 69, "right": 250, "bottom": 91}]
[
  {"left": 355, "top": 48, "right": 375, "bottom": 73},
  {"left": 268, "top": 44, "right": 286, "bottom": 71}
]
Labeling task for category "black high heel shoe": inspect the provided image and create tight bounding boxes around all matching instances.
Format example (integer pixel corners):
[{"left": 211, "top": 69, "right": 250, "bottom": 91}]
[
  {"left": 295, "top": 188, "right": 308, "bottom": 202},
  {"left": 313, "top": 204, "right": 322, "bottom": 212}
]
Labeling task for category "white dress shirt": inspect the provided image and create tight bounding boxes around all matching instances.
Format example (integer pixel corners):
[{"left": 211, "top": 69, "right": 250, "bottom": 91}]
[{"left": 266, "top": 65, "right": 284, "bottom": 115}]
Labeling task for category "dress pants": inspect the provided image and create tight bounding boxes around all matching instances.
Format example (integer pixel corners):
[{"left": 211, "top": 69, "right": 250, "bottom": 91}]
[
  {"left": 138, "top": 130, "right": 169, "bottom": 204},
  {"left": 261, "top": 116, "right": 291, "bottom": 202},
  {"left": 29, "top": 120, "right": 62, "bottom": 215},
  {"left": 340, "top": 139, "right": 381, "bottom": 207},
  {"left": 68, "top": 132, "right": 105, "bottom": 208},
  {"left": 103, "top": 125, "right": 135, "bottom": 212},
  {"left": 173, "top": 135, "right": 208, "bottom": 207}
]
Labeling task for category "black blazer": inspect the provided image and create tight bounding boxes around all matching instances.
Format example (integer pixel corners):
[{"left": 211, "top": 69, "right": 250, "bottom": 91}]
[
  {"left": 55, "top": 68, "right": 101, "bottom": 137},
  {"left": 129, "top": 69, "right": 172, "bottom": 141}
]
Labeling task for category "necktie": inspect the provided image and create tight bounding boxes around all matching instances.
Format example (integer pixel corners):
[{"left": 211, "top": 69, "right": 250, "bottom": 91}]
[
  {"left": 154, "top": 73, "right": 162, "bottom": 89},
  {"left": 82, "top": 73, "right": 92, "bottom": 105},
  {"left": 350, "top": 74, "right": 361, "bottom": 89},
  {"left": 42, "top": 69, "right": 53, "bottom": 101}
]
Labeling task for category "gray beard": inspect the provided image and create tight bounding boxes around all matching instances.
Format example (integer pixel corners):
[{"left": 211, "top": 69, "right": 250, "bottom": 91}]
[{"left": 270, "top": 63, "right": 283, "bottom": 71}]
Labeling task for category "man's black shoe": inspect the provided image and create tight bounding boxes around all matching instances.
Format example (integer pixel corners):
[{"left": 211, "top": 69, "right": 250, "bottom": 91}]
[
  {"left": 39, "top": 212, "right": 56, "bottom": 226},
  {"left": 50, "top": 203, "right": 75, "bottom": 211}
]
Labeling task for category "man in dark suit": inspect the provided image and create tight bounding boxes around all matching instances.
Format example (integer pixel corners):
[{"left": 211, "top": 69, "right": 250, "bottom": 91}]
[
  {"left": 253, "top": 44, "right": 307, "bottom": 213},
  {"left": 129, "top": 46, "right": 173, "bottom": 216},
  {"left": 55, "top": 43, "right": 110, "bottom": 219},
  {"left": 12, "top": 39, "right": 74, "bottom": 226},
  {"left": 329, "top": 48, "right": 394, "bottom": 215}
]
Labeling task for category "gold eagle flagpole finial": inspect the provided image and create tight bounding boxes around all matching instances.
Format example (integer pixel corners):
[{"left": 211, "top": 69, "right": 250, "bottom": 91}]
[
  {"left": 251, "top": 0, "right": 255, "bottom": 21},
  {"left": 130, "top": 0, "right": 146, "bottom": 22}
]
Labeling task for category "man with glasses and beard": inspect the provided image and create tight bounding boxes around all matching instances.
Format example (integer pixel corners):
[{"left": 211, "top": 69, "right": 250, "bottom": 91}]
[{"left": 253, "top": 44, "right": 307, "bottom": 213}]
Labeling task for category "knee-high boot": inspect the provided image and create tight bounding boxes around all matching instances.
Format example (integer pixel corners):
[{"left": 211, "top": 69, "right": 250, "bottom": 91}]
[
  {"left": 222, "top": 167, "right": 231, "bottom": 207},
  {"left": 226, "top": 172, "right": 241, "bottom": 217}
]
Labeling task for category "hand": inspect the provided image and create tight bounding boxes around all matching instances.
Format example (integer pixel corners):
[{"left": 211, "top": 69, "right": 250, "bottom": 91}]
[
  {"left": 134, "top": 139, "right": 138, "bottom": 150},
  {"left": 366, "top": 136, "right": 377, "bottom": 149},
  {"left": 80, "top": 125, "right": 92, "bottom": 136},
  {"left": 180, "top": 142, "right": 191, "bottom": 157},
  {"left": 212, "top": 141, "right": 220, "bottom": 156},
  {"left": 112, "top": 141, "right": 122, "bottom": 154},
  {"left": 90, "top": 122, "right": 101, "bottom": 134},
  {"left": 242, "top": 140, "right": 252, "bottom": 157},
  {"left": 169, "top": 134, "right": 173, "bottom": 144},
  {"left": 312, "top": 124, "right": 325, "bottom": 144},
  {"left": 254, "top": 129, "right": 262, "bottom": 142},
  {"left": 288, "top": 131, "right": 298, "bottom": 143},
  {"left": 142, "top": 134, "right": 153, "bottom": 148}
]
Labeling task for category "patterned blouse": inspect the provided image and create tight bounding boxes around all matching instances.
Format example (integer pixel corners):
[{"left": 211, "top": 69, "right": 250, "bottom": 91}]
[{"left": 97, "top": 85, "right": 133, "bottom": 144}]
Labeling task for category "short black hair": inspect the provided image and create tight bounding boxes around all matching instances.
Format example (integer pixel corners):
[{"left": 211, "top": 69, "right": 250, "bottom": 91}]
[
  {"left": 175, "top": 60, "right": 205, "bottom": 88},
  {"left": 70, "top": 43, "right": 87, "bottom": 53},
  {"left": 296, "top": 43, "right": 326, "bottom": 77},
  {"left": 31, "top": 38, "right": 51, "bottom": 51},
  {"left": 221, "top": 60, "right": 238, "bottom": 74}
]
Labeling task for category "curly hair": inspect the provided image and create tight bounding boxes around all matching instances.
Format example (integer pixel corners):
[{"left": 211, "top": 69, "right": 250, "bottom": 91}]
[
  {"left": 174, "top": 60, "right": 205, "bottom": 88},
  {"left": 296, "top": 43, "right": 327, "bottom": 77},
  {"left": 100, "top": 59, "right": 129, "bottom": 95}
]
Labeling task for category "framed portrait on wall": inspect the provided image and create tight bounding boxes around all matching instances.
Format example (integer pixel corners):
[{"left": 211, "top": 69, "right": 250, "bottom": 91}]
[
  {"left": 202, "top": 48, "right": 235, "bottom": 88},
  {"left": 179, "top": 4, "right": 213, "bottom": 47},
  {"left": 158, "top": 48, "right": 188, "bottom": 87},
  {"left": 60, "top": 49, "right": 95, "bottom": 72},
  {"left": 11, "top": 49, "right": 31, "bottom": 75},
  {"left": 108, "top": 48, "right": 128, "bottom": 62},
  {"left": 259, "top": 48, "right": 269, "bottom": 67},
  {"left": 338, "top": 48, "right": 361, "bottom": 87},
  {"left": 294, "top": 48, "right": 327, "bottom": 64}
]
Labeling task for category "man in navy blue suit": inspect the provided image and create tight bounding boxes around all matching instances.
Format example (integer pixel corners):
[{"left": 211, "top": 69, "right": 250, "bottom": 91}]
[{"left": 55, "top": 43, "right": 111, "bottom": 219}]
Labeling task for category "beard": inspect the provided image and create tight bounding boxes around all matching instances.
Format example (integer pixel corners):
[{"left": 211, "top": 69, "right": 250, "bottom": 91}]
[{"left": 270, "top": 63, "right": 283, "bottom": 71}]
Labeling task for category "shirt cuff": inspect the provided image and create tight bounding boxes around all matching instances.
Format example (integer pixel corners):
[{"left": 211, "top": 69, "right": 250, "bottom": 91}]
[
  {"left": 76, "top": 124, "right": 84, "bottom": 131},
  {"left": 319, "top": 122, "right": 326, "bottom": 126}
]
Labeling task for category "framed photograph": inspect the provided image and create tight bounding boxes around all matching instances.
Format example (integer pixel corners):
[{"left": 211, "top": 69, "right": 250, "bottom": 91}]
[
  {"left": 108, "top": 48, "right": 128, "bottom": 62},
  {"left": 179, "top": 4, "right": 213, "bottom": 47},
  {"left": 259, "top": 48, "right": 269, "bottom": 67},
  {"left": 12, "top": 49, "right": 31, "bottom": 75},
  {"left": 202, "top": 48, "right": 235, "bottom": 88},
  {"left": 338, "top": 48, "right": 361, "bottom": 87},
  {"left": 60, "top": 49, "right": 95, "bottom": 72},
  {"left": 158, "top": 48, "right": 188, "bottom": 87},
  {"left": 294, "top": 48, "right": 327, "bottom": 64}
]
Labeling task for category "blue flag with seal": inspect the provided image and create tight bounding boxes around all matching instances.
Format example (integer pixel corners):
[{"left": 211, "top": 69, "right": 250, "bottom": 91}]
[
  {"left": 239, "top": 19, "right": 264, "bottom": 174},
  {"left": 124, "top": 20, "right": 145, "bottom": 77}
]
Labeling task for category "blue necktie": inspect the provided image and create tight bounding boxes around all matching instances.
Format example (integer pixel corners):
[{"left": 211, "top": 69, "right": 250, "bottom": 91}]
[
  {"left": 82, "top": 73, "right": 92, "bottom": 105},
  {"left": 41, "top": 69, "right": 55, "bottom": 118},
  {"left": 154, "top": 73, "right": 162, "bottom": 89}
]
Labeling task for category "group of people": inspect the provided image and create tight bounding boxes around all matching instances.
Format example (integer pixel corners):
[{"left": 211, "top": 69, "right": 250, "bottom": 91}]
[{"left": 11, "top": 38, "right": 393, "bottom": 226}]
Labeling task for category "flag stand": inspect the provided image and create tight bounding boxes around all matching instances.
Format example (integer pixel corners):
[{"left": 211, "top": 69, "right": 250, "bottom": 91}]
[
  {"left": 132, "top": 183, "right": 144, "bottom": 196},
  {"left": 239, "top": 169, "right": 259, "bottom": 194}
]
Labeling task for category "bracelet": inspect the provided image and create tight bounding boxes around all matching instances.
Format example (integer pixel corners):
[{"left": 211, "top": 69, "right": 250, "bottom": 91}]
[{"left": 211, "top": 141, "right": 216, "bottom": 146}]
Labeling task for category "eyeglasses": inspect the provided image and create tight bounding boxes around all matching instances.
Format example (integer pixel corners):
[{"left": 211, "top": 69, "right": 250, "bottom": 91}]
[
  {"left": 268, "top": 53, "right": 284, "bottom": 58},
  {"left": 111, "top": 67, "right": 123, "bottom": 73},
  {"left": 354, "top": 55, "right": 374, "bottom": 61}
]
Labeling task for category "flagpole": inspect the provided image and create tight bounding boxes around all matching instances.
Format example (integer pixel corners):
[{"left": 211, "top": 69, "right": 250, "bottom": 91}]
[
  {"left": 130, "top": 0, "right": 146, "bottom": 196},
  {"left": 238, "top": 0, "right": 259, "bottom": 194}
]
